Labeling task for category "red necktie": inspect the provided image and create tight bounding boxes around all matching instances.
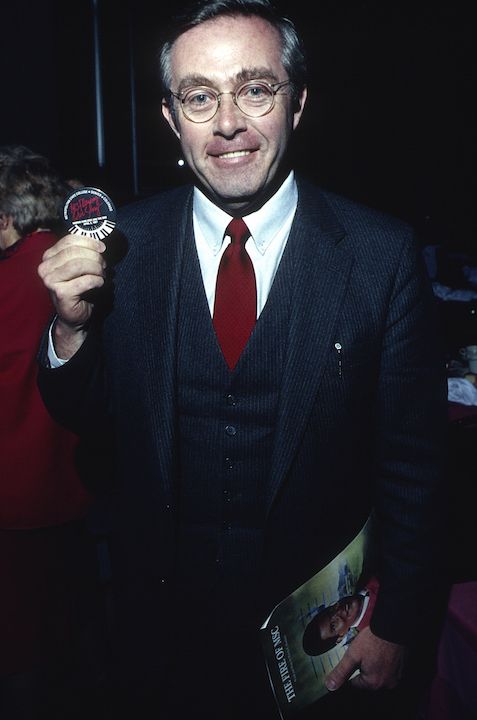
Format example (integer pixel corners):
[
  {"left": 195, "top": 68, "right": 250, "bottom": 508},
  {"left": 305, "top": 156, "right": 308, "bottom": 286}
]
[{"left": 213, "top": 218, "right": 256, "bottom": 370}]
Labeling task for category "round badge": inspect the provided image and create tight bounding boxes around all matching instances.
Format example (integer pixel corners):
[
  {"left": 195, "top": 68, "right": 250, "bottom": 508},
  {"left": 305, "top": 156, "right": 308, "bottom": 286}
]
[{"left": 63, "top": 186, "right": 116, "bottom": 240}]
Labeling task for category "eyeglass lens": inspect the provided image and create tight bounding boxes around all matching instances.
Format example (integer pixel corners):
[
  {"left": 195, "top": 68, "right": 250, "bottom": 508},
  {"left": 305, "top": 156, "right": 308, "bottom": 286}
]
[{"left": 180, "top": 81, "right": 279, "bottom": 121}]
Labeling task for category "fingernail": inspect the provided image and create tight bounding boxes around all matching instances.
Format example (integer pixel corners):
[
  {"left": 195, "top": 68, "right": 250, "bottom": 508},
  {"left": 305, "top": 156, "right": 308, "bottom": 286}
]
[{"left": 325, "top": 678, "right": 337, "bottom": 691}]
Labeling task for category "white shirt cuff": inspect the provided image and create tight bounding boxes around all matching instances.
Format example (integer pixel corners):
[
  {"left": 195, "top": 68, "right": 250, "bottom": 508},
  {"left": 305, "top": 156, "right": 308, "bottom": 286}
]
[{"left": 47, "top": 319, "right": 68, "bottom": 367}]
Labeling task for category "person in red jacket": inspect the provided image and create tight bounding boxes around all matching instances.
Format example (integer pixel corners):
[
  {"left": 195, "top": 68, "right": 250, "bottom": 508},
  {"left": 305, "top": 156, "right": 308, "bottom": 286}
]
[{"left": 0, "top": 146, "right": 98, "bottom": 717}]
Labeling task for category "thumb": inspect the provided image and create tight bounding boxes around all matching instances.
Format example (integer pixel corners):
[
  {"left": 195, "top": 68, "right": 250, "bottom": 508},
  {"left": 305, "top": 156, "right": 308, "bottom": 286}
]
[{"left": 325, "top": 649, "right": 358, "bottom": 692}]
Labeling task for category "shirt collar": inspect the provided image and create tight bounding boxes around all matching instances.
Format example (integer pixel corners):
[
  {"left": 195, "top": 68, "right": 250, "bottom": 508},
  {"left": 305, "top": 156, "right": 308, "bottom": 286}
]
[
  {"left": 193, "top": 171, "right": 298, "bottom": 256},
  {"left": 0, "top": 232, "right": 29, "bottom": 260},
  {"left": 351, "top": 590, "right": 370, "bottom": 629}
]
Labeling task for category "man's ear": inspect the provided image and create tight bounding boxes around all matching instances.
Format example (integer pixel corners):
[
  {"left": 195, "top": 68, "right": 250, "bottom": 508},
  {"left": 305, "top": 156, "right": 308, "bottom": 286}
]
[
  {"left": 292, "top": 86, "right": 307, "bottom": 130},
  {"left": 162, "top": 98, "right": 181, "bottom": 139},
  {"left": 0, "top": 214, "right": 10, "bottom": 230}
]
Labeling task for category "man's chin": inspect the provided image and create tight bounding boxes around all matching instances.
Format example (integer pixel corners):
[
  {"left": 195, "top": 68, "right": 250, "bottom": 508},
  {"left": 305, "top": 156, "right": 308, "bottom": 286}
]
[
  {"left": 200, "top": 173, "right": 286, "bottom": 215},
  {"left": 199, "top": 183, "right": 260, "bottom": 214}
]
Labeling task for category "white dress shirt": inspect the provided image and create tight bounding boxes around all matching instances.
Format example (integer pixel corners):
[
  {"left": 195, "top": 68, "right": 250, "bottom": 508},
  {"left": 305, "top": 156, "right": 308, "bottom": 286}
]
[
  {"left": 48, "top": 171, "right": 298, "bottom": 365},
  {"left": 194, "top": 170, "right": 298, "bottom": 317}
]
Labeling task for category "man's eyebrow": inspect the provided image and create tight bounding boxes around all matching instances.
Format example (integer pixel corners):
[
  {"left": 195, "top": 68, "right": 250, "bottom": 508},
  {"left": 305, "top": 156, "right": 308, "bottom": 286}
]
[
  {"left": 177, "top": 74, "right": 213, "bottom": 91},
  {"left": 236, "top": 67, "right": 280, "bottom": 83},
  {"left": 176, "top": 68, "right": 280, "bottom": 91}
]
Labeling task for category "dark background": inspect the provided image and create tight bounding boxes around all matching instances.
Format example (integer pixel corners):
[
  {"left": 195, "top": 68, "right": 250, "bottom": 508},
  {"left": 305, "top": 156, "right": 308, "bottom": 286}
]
[
  {"left": 2, "top": 2, "right": 477, "bottom": 687},
  {"left": 2, "top": 0, "right": 476, "bottom": 255}
]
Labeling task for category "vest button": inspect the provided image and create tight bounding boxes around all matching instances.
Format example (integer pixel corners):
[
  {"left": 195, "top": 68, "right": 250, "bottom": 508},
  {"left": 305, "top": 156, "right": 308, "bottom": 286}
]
[
  {"left": 224, "top": 457, "right": 234, "bottom": 469},
  {"left": 225, "top": 425, "right": 237, "bottom": 436},
  {"left": 226, "top": 394, "right": 236, "bottom": 406}
]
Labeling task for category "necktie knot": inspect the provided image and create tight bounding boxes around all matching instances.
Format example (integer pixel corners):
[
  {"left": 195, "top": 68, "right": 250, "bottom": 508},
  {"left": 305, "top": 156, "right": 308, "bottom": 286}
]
[{"left": 226, "top": 217, "right": 250, "bottom": 247}]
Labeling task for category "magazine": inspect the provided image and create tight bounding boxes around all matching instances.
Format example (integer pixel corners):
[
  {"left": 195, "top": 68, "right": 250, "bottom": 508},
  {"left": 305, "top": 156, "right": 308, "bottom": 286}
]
[{"left": 260, "top": 514, "right": 376, "bottom": 719}]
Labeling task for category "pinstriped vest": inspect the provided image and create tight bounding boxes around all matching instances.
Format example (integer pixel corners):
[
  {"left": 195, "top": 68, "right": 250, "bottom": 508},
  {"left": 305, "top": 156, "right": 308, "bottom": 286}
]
[{"left": 174, "top": 232, "right": 294, "bottom": 629}]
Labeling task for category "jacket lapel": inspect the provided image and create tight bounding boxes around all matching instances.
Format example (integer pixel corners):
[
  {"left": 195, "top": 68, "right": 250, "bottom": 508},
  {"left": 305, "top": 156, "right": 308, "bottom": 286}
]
[
  {"left": 136, "top": 188, "right": 194, "bottom": 499},
  {"left": 267, "top": 185, "right": 352, "bottom": 514},
  {"left": 127, "top": 182, "right": 351, "bottom": 509}
]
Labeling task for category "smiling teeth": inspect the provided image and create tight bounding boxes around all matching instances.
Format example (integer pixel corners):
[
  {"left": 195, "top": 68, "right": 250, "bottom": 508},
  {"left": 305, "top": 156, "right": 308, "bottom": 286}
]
[{"left": 219, "top": 150, "right": 250, "bottom": 158}]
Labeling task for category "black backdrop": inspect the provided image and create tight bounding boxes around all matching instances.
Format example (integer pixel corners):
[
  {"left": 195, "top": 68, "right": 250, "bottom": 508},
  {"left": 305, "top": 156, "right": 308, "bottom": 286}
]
[{"left": 2, "top": 0, "right": 476, "bottom": 255}]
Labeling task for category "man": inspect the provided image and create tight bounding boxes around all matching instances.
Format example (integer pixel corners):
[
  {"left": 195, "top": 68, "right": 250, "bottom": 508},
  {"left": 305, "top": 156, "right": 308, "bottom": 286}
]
[
  {"left": 37, "top": 1, "right": 448, "bottom": 718},
  {"left": 302, "top": 577, "right": 379, "bottom": 656}
]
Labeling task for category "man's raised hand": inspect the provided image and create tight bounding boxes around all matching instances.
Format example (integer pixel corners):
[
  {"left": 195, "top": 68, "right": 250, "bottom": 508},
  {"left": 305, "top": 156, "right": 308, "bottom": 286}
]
[{"left": 38, "top": 234, "right": 106, "bottom": 358}]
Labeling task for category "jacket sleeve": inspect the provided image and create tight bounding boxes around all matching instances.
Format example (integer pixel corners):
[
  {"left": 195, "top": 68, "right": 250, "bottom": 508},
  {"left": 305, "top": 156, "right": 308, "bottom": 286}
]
[
  {"left": 369, "top": 231, "right": 449, "bottom": 645},
  {"left": 37, "top": 319, "right": 108, "bottom": 436}
]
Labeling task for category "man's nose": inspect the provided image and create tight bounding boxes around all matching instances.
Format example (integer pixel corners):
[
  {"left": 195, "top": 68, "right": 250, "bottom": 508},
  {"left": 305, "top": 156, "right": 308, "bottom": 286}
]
[
  {"left": 213, "top": 93, "right": 247, "bottom": 135},
  {"left": 333, "top": 615, "right": 345, "bottom": 632}
]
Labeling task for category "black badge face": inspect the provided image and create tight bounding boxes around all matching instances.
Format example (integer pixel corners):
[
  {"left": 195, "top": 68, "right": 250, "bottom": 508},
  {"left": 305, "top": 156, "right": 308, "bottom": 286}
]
[{"left": 64, "top": 187, "right": 116, "bottom": 240}]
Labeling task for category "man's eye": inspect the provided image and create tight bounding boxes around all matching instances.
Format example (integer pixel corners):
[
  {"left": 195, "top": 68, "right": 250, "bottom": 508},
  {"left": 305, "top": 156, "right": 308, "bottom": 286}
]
[
  {"left": 247, "top": 84, "right": 266, "bottom": 96},
  {"left": 186, "top": 90, "right": 215, "bottom": 107},
  {"left": 242, "top": 84, "right": 269, "bottom": 100}
]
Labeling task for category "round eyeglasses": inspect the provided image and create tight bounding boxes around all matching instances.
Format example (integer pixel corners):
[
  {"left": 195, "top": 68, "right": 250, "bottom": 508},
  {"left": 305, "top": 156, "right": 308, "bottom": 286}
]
[{"left": 169, "top": 79, "right": 290, "bottom": 123}]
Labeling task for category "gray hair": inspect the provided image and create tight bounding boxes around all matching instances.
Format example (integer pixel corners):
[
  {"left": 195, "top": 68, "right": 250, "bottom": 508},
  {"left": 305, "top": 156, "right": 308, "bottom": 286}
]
[
  {"left": 159, "top": 0, "right": 307, "bottom": 109},
  {"left": 0, "top": 145, "right": 68, "bottom": 237}
]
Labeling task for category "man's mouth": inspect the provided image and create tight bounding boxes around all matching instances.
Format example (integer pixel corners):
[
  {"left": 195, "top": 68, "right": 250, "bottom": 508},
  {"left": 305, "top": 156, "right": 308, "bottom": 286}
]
[{"left": 217, "top": 150, "right": 251, "bottom": 159}]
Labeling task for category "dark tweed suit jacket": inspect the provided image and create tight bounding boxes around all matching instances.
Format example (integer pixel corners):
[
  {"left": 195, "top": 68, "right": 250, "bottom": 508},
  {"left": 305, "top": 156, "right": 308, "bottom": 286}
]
[{"left": 38, "top": 176, "right": 448, "bottom": 662}]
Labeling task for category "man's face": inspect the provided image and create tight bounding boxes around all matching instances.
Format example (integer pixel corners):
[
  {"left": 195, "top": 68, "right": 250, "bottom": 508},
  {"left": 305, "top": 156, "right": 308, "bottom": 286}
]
[
  {"left": 319, "top": 595, "right": 363, "bottom": 642},
  {"left": 162, "top": 15, "right": 306, "bottom": 213}
]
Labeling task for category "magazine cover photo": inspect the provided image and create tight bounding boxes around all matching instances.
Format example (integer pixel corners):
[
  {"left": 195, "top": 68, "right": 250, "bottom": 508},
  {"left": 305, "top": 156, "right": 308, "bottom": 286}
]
[{"left": 260, "top": 515, "right": 376, "bottom": 719}]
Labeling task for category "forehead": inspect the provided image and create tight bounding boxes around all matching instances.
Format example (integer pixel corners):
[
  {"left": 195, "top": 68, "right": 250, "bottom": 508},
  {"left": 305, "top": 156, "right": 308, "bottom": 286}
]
[{"left": 170, "top": 15, "right": 285, "bottom": 88}]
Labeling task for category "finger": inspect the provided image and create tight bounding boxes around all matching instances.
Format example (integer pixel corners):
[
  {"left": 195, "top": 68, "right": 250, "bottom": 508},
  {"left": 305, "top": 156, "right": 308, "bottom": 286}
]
[
  {"left": 40, "top": 254, "right": 106, "bottom": 287},
  {"left": 325, "top": 651, "right": 359, "bottom": 692},
  {"left": 41, "top": 234, "right": 106, "bottom": 261},
  {"left": 39, "top": 240, "right": 107, "bottom": 284},
  {"left": 349, "top": 665, "right": 401, "bottom": 691},
  {"left": 52, "top": 274, "right": 106, "bottom": 303},
  {"left": 350, "top": 671, "right": 375, "bottom": 690}
]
